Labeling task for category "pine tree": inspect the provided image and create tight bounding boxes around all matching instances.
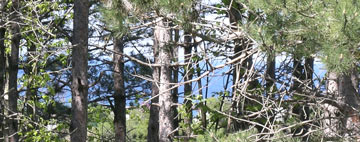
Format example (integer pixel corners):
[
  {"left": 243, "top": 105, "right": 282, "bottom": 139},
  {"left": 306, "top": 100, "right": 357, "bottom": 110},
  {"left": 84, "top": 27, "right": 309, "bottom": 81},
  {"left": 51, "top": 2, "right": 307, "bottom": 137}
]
[{"left": 70, "top": 0, "right": 89, "bottom": 141}]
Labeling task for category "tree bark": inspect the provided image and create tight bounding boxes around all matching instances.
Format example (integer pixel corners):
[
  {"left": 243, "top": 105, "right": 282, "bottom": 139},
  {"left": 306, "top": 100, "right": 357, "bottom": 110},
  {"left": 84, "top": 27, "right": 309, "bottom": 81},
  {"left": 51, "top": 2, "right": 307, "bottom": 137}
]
[
  {"left": 323, "top": 70, "right": 360, "bottom": 139},
  {"left": 70, "top": 0, "right": 89, "bottom": 141},
  {"left": 265, "top": 47, "right": 275, "bottom": 96},
  {"left": 0, "top": 13, "right": 6, "bottom": 142},
  {"left": 171, "top": 27, "right": 179, "bottom": 137},
  {"left": 147, "top": 23, "right": 161, "bottom": 142},
  {"left": 156, "top": 19, "right": 174, "bottom": 142},
  {"left": 323, "top": 72, "right": 340, "bottom": 138},
  {"left": 338, "top": 70, "right": 360, "bottom": 138},
  {"left": 4, "top": 0, "right": 21, "bottom": 141},
  {"left": 113, "top": 38, "right": 126, "bottom": 142},
  {"left": 147, "top": 59, "right": 160, "bottom": 142}
]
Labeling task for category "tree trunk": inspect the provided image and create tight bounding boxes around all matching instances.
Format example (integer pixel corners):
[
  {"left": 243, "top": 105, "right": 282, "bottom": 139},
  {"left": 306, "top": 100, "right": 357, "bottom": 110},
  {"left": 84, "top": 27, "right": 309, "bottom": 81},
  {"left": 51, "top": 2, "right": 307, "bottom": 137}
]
[
  {"left": 0, "top": 1, "right": 6, "bottom": 137},
  {"left": 113, "top": 38, "right": 126, "bottom": 142},
  {"left": 171, "top": 27, "right": 179, "bottom": 137},
  {"left": 323, "top": 72, "right": 340, "bottom": 138},
  {"left": 24, "top": 45, "right": 36, "bottom": 119},
  {"left": 156, "top": 19, "right": 174, "bottom": 142},
  {"left": 183, "top": 32, "right": 193, "bottom": 140},
  {"left": 70, "top": 0, "right": 89, "bottom": 141},
  {"left": 147, "top": 60, "right": 160, "bottom": 142},
  {"left": 147, "top": 23, "right": 161, "bottom": 142},
  {"left": 338, "top": 70, "right": 360, "bottom": 138},
  {"left": 323, "top": 70, "right": 360, "bottom": 139},
  {"left": 4, "top": 0, "right": 21, "bottom": 141},
  {"left": 0, "top": 14, "right": 6, "bottom": 142},
  {"left": 265, "top": 47, "right": 275, "bottom": 96},
  {"left": 195, "top": 46, "right": 207, "bottom": 131}
]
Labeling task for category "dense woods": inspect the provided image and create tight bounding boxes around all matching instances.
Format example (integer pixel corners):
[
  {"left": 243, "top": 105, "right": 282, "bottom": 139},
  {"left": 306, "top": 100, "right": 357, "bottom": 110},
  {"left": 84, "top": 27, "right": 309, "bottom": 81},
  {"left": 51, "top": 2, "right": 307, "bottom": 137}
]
[{"left": 0, "top": 0, "right": 360, "bottom": 141}]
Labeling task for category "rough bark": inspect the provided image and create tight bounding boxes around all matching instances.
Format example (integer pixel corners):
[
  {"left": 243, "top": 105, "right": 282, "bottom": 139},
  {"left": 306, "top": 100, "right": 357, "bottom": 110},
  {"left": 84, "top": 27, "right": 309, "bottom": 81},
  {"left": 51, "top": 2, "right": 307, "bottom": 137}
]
[
  {"left": 147, "top": 25, "right": 160, "bottom": 142},
  {"left": 323, "top": 72, "right": 340, "bottom": 138},
  {"left": 183, "top": 32, "right": 193, "bottom": 140},
  {"left": 338, "top": 71, "right": 360, "bottom": 138},
  {"left": 113, "top": 38, "right": 126, "bottom": 142},
  {"left": 70, "top": 0, "right": 89, "bottom": 141},
  {"left": 4, "top": 0, "right": 21, "bottom": 141},
  {"left": 323, "top": 70, "right": 360, "bottom": 139},
  {"left": 156, "top": 19, "right": 174, "bottom": 142}
]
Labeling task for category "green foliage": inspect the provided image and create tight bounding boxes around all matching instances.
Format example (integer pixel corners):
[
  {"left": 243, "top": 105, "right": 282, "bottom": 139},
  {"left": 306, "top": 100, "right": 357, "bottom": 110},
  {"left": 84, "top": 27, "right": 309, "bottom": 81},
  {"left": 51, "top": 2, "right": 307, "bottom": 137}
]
[
  {"left": 127, "top": 107, "right": 149, "bottom": 141},
  {"left": 88, "top": 105, "right": 115, "bottom": 141},
  {"left": 87, "top": 105, "right": 149, "bottom": 141},
  {"left": 19, "top": 118, "right": 67, "bottom": 142},
  {"left": 100, "top": 1, "right": 130, "bottom": 36},
  {"left": 101, "top": 0, "right": 195, "bottom": 35},
  {"left": 195, "top": 128, "right": 257, "bottom": 142},
  {"left": 241, "top": 0, "right": 360, "bottom": 73}
]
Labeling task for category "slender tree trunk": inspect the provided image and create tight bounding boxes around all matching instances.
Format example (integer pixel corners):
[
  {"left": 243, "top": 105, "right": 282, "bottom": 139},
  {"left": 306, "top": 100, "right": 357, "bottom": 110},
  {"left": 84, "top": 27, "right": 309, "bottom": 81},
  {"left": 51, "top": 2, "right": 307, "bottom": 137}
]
[
  {"left": 183, "top": 32, "right": 193, "bottom": 140},
  {"left": 156, "top": 19, "right": 174, "bottom": 142},
  {"left": 0, "top": 0, "right": 6, "bottom": 136},
  {"left": 147, "top": 24, "right": 160, "bottom": 142},
  {"left": 0, "top": 13, "right": 6, "bottom": 142},
  {"left": 291, "top": 58, "right": 303, "bottom": 92},
  {"left": 195, "top": 46, "right": 207, "bottom": 131},
  {"left": 113, "top": 38, "right": 126, "bottom": 142},
  {"left": 171, "top": 27, "right": 179, "bottom": 137},
  {"left": 265, "top": 47, "right": 275, "bottom": 96},
  {"left": 24, "top": 45, "right": 36, "bottom": 119},
  {"left": 147, "top": 62, "right": 160, "bottom": 142},
  {"left": 70, "top": 0, "right": 89, "bottom": 141},
  {"left": 4, "top": 0, "right": 21, "bottom": 141}
]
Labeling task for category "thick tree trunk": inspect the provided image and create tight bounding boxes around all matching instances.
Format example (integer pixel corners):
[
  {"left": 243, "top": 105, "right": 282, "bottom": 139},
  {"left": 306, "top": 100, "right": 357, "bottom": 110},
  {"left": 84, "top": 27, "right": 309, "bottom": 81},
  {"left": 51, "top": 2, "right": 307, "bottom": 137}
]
[
  {"left": 113, "top": 38, "right": 126, "bottom": 142},
  {"left": 323, "top": 70, "right": 360, "bottom": 139},
  {"left": 156, "top": 19, "right": 174, "bottom": 142},
  {"left": 70, "top": 0, "right": 89, "bottom": 141},
  {"left": 338, "top": 71, "right": 360, "bottom": 138},
  {"left": 183, "top": 32, "right": 193, "bottom": 140},
  {"left": 4, "top": 0, "right": 21, "bottom": 141},
  {"left": 323, "top": 72, "right": 340, "bottom": 138}
]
